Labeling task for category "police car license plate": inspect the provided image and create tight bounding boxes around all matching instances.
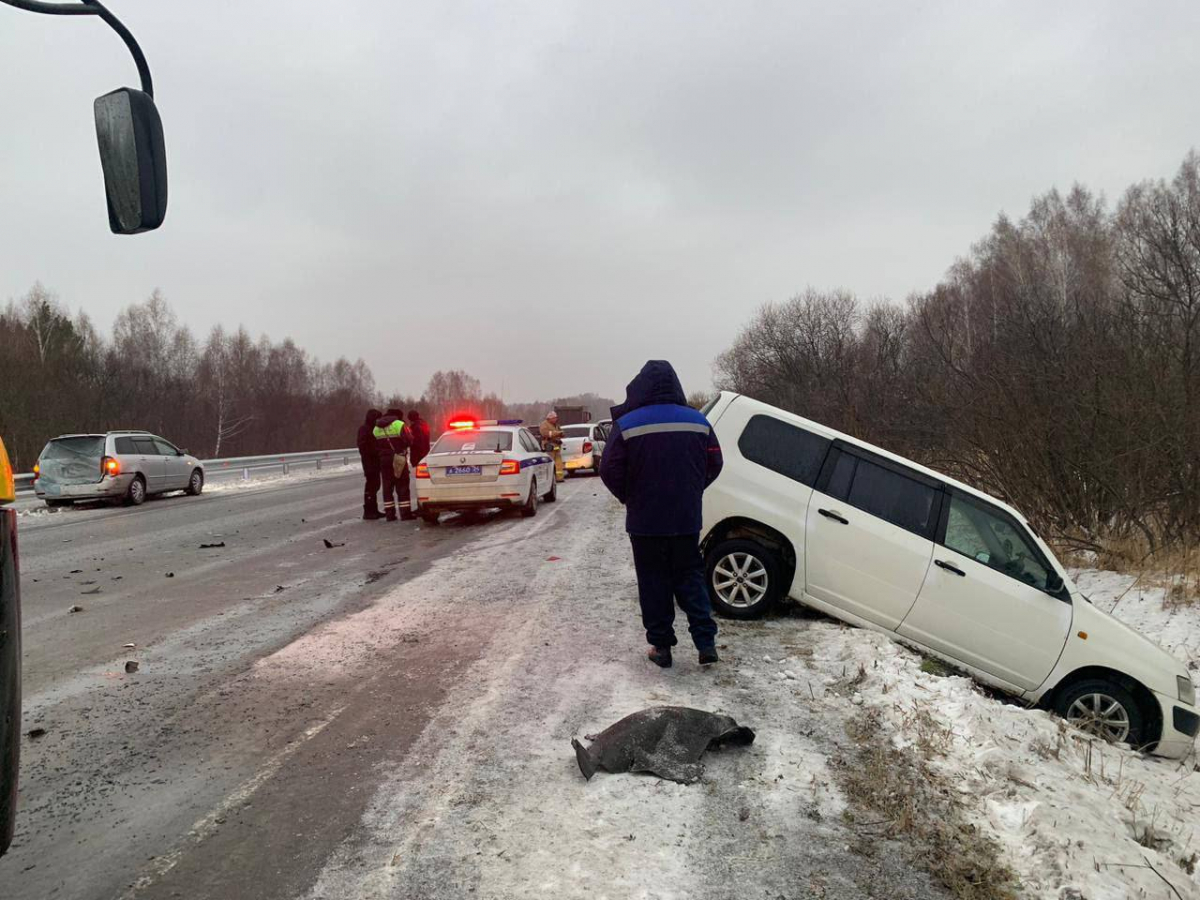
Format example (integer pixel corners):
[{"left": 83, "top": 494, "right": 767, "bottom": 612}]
[{"left": 447, "top": 466, "right": 482, "bottom": 476}]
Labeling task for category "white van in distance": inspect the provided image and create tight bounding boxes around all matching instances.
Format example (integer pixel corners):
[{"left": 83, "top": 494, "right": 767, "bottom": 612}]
[{"left": 700, "top": 392, "right": 1198, "bottom": 758}]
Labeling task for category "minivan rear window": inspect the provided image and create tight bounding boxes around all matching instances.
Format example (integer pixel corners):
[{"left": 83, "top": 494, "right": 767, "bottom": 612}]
[
  {"left": 738, "top": 415, "right": 830, "bottom": 487},
  {"left": 42, "top": 436, "right": 104, "bottom": 460}
]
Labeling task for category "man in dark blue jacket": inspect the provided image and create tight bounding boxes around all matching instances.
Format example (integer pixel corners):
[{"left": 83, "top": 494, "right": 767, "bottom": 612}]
[{"left": 600, "top": 361, "right": 724, "bottom": 668}]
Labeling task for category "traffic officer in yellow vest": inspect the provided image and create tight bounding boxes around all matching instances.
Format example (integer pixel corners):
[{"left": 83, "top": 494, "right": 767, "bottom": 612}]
[
  {"left": 374, "top": 408, "right": 414, "bottom": 521},
  {"left": 539, "top": 410, "right": 566, "bottom": 483}
]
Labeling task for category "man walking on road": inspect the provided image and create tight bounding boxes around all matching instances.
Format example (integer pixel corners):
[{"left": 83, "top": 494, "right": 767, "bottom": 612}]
[
  {"left": 539, "top": 410, "right": 566, "bottom": 483},
  {"left": 357, "top": 408, "right": 383, "bottom": 520},
  {"left": 600, "top": 360, "right": 724, "bottom": 669},
  {"left": 374, "top": 408, "right": 414, "bottom": 522}
]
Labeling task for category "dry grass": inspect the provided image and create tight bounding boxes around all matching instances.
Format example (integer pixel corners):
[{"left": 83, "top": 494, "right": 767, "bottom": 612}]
[
  {"left": 835, "top": 710, "right": 1018, "bottom": 900},
  {"left": 1056, "top": 535, "right": 1200, "bottom": 606}
]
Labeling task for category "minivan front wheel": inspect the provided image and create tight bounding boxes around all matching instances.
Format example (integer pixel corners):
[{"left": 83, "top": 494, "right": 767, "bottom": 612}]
[
  {"left": 1055, "top": 679, "right": 1145, "bottom": 747},
  {"left": 125, "top": 475, "right": 147, "bottom": 506},
  {"left": 706, "top": 538, "right": 782, "bottom": 619}
]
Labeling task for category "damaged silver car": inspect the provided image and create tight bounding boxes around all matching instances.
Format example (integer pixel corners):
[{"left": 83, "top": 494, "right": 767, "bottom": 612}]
[{"left": 33, "top": 431, "right": 204, "bottom": 508}]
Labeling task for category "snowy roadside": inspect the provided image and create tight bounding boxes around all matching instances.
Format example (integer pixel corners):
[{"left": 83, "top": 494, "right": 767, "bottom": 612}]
[
  {"left": 279, "top": 485, "right": 947, "bottom": 900},
  {"left": 240, "top": 479, "right": 1198, "bottom": 899}
]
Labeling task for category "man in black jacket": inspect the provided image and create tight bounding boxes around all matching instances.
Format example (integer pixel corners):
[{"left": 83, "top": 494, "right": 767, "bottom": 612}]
[
  {"left": 600, "top": 361, "right": 724, "bottom": 669},
  {"left": 356, "top": 408, "right": 383, "bottom": 520}
]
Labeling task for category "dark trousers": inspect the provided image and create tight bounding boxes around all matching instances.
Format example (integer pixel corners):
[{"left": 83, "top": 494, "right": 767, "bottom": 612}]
[
  {"left": 363, "top": 464, "right": 380, "bottom": 513},
  {"left": 380, "top": 460, "right": 411, "bottom": 516},
  {"left": 629, "top": 534, "right": 718, "bottom": 652}
]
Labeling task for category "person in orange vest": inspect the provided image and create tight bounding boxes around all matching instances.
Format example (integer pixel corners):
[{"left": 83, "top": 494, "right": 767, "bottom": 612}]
[{"left": 539, "top": 411, "right": 565, "bottom": 483}]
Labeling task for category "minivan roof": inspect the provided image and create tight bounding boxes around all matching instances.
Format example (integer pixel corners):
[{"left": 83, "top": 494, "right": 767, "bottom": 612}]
[
  {"left": 49, "top": 431, "right": 151, "bottom": 439},
  {"left": 718, "top": 392, "right": 1030, "bottom": 524}
]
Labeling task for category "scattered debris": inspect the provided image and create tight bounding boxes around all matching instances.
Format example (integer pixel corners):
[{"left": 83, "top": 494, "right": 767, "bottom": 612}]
[
  {"left": 26, "top": 727, "right": 46, "bottom": 740},
  {"left": 738, "top": 807, "right": 751, "bottom": 822},
  {"left": 400, "top": 633, "right": 420, "bottom": 644},
  {"left": 67, "top": 605, "right": 84, "bottom": 614},
  {"left": 199, "top": 541, "right": 226, "bottom": 549},
  {"left": 323, "top": 538, "right": 345, "bottom": 549},
  {"left": 124, "top": 661, "right": 140, "bottom": 674},
  {"left": 80, "top": 580, "right": 97, "bottom": 586},
  {"left": 123, "top": 642, "right": 136, "bottom": 650},
  {"left": 274, "top": 585, "right": 286, "bottom": 593},
  {"left": 547, "top": 556, "right": 562, "bottom": 562},
  {"left": 69, "top": 569, "right": 82, "bottom": 574},
  {"left": 112, "top": 576, "right": 123, "bottom": 581},
  {"left": 80, "top": 587, "right": 102, "bottom": 595},
  {"left": 572, "top": 706, "right": 755, "bottom": 784},
  {"left": 165, "top": 572, "right": 175, "bottom": 578}
]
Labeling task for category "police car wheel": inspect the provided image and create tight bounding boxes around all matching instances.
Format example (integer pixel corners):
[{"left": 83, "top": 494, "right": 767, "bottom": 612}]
[
  {"left": 545, "top": 477, "right": 557, "bottom": 503},
  {"left": 521, "top": 480, "right": 539, "bottom": 517}
]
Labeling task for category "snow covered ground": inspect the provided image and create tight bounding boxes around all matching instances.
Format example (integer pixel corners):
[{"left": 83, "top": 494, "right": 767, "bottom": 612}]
[{"left": 163, "top": 476, "right": 1196, "bottom": 899}]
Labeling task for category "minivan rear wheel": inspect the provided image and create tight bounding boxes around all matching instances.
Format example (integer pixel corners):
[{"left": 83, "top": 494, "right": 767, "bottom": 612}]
[
  {"left": 125, "top": 475, "right": 147, "bottom": 506},
  {"left": 706, "top": 538, "right": 782, "bottom": 619},
  {"left": 1055, "top": 678, "right": 1145, "bottom": 747}
]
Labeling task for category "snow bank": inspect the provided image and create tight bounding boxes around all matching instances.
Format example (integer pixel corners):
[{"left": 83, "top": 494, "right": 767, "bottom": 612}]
[{"left": 778, "top": 571, "right": 1200, "bottom": 900}]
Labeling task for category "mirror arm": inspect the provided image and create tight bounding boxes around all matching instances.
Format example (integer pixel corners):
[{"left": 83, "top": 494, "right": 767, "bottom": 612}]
[{"left": 1, "top": 0, "right": 154, "bottom": 97}]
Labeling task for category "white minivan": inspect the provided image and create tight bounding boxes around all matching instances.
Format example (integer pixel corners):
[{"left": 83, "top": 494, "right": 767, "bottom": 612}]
[{"left": 700, "top": 392, "right": 1199, "bottom": 758}]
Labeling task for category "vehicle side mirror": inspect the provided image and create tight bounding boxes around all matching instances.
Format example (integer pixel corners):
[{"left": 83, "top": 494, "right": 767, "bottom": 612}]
[
  {"left": 94, "top": 87, "right": 167, "bottom": 234},
  {"left": 1045, "top": 571, "right": 1064, "bottom": 595},
  {"left": 177, "top": 449, "right": 186, "bottom": 456}
]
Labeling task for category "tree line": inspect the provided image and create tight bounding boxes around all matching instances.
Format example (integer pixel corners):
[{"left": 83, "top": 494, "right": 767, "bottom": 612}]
[
  {"left": 0, "top": 287, "right": 614, "bottom": 471},
  {"left": 716, "top": 150, "right": 1200, "bottom": 552}
]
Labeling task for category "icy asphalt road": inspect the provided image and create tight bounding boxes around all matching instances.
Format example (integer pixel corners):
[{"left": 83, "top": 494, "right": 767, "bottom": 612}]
[{"left": 3, "top": 473, "right": 948, "bottom": 900}]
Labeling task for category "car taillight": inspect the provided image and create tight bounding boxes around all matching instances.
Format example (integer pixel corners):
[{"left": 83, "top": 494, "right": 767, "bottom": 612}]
[
  {"left": 499, "top": 460, "right": 520, "bottom": 476},
  {"left": 32, "top": 462, "right": 40, "bottom": 476},
  {"left": 582, "top": 442, "right": 593, "bottom": 453},
  {"left": 415, "top": 463, "right": 429, "bottom": 479},
  {"left": 102, "top": 456, "right": 121, "bottom": 476}
]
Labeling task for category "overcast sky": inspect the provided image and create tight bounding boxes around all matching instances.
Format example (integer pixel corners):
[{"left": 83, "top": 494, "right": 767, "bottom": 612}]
[{"left": 2, "top": 1, "right": 1197, "bottom": 402}]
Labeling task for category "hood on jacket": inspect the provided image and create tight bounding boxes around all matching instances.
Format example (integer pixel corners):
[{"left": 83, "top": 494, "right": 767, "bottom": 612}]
[
  {"left": 611, "top": 360, "right": 687, "bottom": 420},
  {"left": 364, "top": 408, "right": 383, "bottom": 426}
]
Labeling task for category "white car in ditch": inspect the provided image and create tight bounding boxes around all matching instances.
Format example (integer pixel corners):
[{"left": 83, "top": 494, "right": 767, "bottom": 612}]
[
  {"left": 414, "top": 420, "right": 557, "bottom": 523},
  {"left": 700, "top": 392, "right": 1199, "bottom": 759}
]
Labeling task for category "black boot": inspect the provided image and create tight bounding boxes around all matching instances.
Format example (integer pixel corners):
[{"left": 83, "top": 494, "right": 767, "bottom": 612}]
[
  {"left": 647, "top": 646, "right": 673, "bottom": 669},
  {"left": 363, "top": 508, "right": 383, "bottom": 520},
  {"left": 698, "top": 648, "right": 719, "bottom": 666},
  {"left": 399, "top": 510, "right": 417, "bottom": 521}
]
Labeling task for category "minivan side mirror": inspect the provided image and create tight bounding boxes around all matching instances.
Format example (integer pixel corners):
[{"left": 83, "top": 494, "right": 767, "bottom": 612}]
[
  {"left": 94, "top": 87, "right": 167, "bottom": 234},
  {"left": 1045, "top": 571, "right": 1064, "bottom": 596}
]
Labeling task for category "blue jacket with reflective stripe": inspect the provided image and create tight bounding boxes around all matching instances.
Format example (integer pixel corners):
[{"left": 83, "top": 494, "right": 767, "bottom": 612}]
[{"left": 600, "top": 360, "right": 723, "bottom": 535}]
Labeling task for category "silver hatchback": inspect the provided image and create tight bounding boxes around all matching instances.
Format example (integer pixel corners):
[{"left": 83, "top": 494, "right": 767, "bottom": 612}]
[{"left": 33, "top": 432, "right": 204, "bottom": 507}]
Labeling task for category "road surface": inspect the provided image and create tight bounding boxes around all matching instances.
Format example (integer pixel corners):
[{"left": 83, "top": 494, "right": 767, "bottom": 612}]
[{"left": 3, "top": 472, "right": 948, "bottom": 900}]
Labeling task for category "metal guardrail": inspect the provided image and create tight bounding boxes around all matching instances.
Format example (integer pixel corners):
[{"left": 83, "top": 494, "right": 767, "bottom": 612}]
[{"left": 14, "top": 448, "right": 357, "bottom": 494}]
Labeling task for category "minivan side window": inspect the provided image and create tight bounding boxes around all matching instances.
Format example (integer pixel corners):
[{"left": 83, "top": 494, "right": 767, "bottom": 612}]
[
  {"left": 832, "top": 452, "right": 938, "bottom": 537},
  {"left": 133, "top": 438, "right": 159, "bottom": 455},
  {"left": 738, "top": 415, "right": 830, "bottom": 487},
  {"left": 943, "top": 494, "right": 1050, "bottom": 591},
  {"left": 152, "top": 438, "right": 179, "bottom": 456}
]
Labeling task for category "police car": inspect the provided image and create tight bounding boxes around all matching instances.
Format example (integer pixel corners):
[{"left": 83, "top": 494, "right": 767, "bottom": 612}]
[{"left": 414, "top": 419, "right": 557, "bottom": 523}]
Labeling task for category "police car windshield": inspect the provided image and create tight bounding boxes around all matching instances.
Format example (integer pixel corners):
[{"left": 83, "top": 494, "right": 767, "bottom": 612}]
[{"left": 433, "top": 431, "right": 513, "bottom": 453}]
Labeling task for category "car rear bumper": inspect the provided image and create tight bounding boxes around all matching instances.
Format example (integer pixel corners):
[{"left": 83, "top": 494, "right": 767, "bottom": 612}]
[
  {"left": 564, "top": 453, "right": 598, "bottom": 471},
  {"left": 1151, "top": 689, "right": 1199, "bottom": 759},
  {"left": 34, "top": 474, "right": 132, "bottom": 500},
  {"left": 417, "top": 481, "right": 526, "bottom": 511}
]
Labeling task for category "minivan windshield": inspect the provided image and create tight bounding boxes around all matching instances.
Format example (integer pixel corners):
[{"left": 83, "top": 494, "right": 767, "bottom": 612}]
[{"left": 42, "top": 437, "right": 105, "bottom": 461}]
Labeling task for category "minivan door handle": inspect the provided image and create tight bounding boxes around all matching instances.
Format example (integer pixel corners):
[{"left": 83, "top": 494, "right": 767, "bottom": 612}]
[
  {"left": 818, "top": 508, "right": 849, "bottom": 525},
  {"left": 935, "top": 559, "right": 966, "bottom": 577}
]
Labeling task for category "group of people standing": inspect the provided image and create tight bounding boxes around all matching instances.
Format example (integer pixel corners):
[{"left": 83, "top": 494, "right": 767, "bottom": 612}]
[{"left": 355, "top": 409, "right": 431, "bottom": 521}]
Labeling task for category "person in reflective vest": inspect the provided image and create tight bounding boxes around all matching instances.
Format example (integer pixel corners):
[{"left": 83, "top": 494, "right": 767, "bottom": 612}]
[
  {"left": 373, "top": 409, "right": 414, "bottom": 521},
  {"left": 539, "top": 411, "right": 565, "bottom": 483}
]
